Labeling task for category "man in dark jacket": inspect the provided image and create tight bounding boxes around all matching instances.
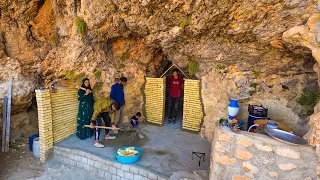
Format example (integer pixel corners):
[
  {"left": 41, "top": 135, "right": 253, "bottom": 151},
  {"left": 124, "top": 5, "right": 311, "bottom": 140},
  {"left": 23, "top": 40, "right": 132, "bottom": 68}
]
[{"left": 110, "top": 77, "right": 127, "bottom": 126}]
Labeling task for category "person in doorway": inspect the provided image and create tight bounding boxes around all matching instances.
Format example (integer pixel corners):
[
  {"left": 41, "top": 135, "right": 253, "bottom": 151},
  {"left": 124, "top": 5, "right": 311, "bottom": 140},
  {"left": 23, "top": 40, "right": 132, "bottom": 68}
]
[
  {"left": 89, "top": 97, "right": 120, "bottom": 148},
  {"left": 167, "top": 69, "right": 184, "bottom": 124},
  {"left": 76, "top": 78, "right": 94, "bottom": 140},
  {"left": 130, "top": 112, "right": 141, "bottom": 128},
  {"left": 110, "top": 77, "right": 127, "bottom": 127}
]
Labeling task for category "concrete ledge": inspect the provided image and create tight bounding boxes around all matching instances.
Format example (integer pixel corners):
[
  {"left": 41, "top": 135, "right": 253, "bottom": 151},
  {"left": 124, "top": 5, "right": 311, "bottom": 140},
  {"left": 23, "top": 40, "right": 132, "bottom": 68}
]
[{"left": 53, "top": 146, "right": 169, "bottom": 180}]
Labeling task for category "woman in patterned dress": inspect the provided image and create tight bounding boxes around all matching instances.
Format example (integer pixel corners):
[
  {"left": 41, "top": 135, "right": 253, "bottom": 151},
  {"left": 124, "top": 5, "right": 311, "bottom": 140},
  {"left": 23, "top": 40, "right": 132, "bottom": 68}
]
[{"left": 76, "top": 78, "right": 94, "bottom": 140}]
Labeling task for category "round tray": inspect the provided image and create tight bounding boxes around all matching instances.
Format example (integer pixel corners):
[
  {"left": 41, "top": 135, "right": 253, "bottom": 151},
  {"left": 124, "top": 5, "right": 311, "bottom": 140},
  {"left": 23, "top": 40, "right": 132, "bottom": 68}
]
[{"left": 264, "top": 128, "right": 308, "bottom": 146}]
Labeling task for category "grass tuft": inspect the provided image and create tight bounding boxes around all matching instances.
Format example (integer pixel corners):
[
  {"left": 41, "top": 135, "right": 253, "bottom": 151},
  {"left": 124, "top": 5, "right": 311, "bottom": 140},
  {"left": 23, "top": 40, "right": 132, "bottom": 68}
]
[
  {"left": 65, "top": 71, "right": 85, "bottom": 85},
  {"left": 120, "top": 52, "right": 130, "bottom": 61},
  {"left": 48, "top": 33, "right": 58, "bottom": 46},
  {"left": 94, "top": 69, "right": 102, "bottom": 78},
  {"left": 188, "top": 60, "right": 198, "bottom": 76},
  {"left": 297, "top": 89, "right": 320, "bottom": 107},
  {"left": 180, "top": 18, "right": 191, "bottom": 30},
  {"left": 252, "top": 70, "right": 262, "bottom": 79},
  {"left": 93, "top": 82, "right": 103, "bottom": 91},
  {"left": 250, "top": 83, "right": 259, "bottom": 89},
  {"left": 215, "top": 64, "right": 226, "bottom": 70},
  {"left": 74, "top": 16, "right": 88, "bottom": 36}
]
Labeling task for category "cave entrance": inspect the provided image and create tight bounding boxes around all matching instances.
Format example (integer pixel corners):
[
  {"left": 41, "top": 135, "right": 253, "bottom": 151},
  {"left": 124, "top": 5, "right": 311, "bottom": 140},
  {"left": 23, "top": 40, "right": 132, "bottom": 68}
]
[{"left": 144, "top": 64, "right": 203, "bottom": 131}]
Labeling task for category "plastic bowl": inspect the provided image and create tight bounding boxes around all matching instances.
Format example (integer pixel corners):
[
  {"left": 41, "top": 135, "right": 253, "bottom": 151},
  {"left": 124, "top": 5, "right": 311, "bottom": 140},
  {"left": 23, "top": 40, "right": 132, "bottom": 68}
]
[{"left": 115, "top": 146, "right": 142, "bottom": 164}]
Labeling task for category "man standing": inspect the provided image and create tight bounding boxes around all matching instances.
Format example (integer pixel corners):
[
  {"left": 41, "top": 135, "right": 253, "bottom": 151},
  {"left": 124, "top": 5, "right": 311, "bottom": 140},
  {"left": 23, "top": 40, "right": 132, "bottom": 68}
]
[
  {"left": 167, "top": 69, "right": 184, "bottom": 124},
  {"left": 110, "top": 77, "right": 127, "bottom": 127}
]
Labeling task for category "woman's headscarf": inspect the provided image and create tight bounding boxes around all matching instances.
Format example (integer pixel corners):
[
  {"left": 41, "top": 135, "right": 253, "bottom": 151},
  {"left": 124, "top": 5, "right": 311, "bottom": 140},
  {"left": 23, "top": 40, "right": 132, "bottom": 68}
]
[{"left": 81, "top": 78, "right": 92, "bottom": 90}]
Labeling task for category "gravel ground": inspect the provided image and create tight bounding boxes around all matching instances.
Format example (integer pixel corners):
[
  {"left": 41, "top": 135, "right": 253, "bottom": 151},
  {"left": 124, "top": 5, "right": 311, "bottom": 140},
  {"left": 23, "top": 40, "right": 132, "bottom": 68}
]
[{"left": 0, "top": 137, "right": 103, "bottom": 180}]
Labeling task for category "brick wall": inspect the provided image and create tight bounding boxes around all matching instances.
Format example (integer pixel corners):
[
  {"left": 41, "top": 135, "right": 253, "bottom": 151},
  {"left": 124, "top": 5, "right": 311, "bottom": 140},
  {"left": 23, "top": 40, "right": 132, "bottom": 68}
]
[
  {"left": 182, "top": 79, "right": 203, "bottom": 131},
  {"left": 53, "top": 146, "right": 168, "bottom": 180},
  {"left": 36, "top": 88, "right": 79, "bottom": 162},
  {"left": 36, "top": 89, "right": 53, "bottom": 162},
  {"left": 145, "top": 77, "right": 165, "bottom": 125},
  {"left": 209, "top": 126, "right": 317, "bottom": 180},
  {"left": 50, "top": 88, "right": 78, "bottom": 143}
]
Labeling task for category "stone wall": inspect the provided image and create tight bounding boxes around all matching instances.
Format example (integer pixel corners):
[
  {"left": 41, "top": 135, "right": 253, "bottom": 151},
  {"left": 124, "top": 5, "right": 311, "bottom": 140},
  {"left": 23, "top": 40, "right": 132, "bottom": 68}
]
[
  {"left": 53, "top": 146, "right": 168, "bottom": 180},
  {"left": 209, "top": 126, "right": 317, "bottom": 180}
]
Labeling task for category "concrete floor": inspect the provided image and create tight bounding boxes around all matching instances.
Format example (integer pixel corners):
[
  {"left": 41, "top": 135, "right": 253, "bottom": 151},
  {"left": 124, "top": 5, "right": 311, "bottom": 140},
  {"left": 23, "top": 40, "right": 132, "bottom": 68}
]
[{"left": 56, "top": 117, "right": 211, "bottom": 176}]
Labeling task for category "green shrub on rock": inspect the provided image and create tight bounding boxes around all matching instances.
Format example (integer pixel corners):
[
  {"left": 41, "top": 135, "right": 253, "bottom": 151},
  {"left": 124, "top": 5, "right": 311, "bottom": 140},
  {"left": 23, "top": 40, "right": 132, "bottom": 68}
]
[
  {"left": 180, "top": 18, "right": 190, "bottom": 30},
  {"left": 74, "top": 17, "right": 88, "bottom": 36},
  {"left": 188, "top": 60, "right": 198, "bottom": 76}
]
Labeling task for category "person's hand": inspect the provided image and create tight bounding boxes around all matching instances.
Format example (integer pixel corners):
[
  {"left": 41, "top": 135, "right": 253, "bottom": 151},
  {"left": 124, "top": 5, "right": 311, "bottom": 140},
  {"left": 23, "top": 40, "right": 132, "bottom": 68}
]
[
  {"left": 111, "top": 125, "right": 117, "bottom": 130},
  {"left": 85, "top": 89, "right": 90, "bottom": 95},
  {"left": 90, "top": 122, "right": 95, "bottom": 129}
]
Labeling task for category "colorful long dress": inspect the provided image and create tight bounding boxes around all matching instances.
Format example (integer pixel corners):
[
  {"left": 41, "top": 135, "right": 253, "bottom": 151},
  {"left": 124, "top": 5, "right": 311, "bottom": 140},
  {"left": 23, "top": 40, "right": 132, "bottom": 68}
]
[{"left": 76, "top": 89, "right": 94, "bottom": 140}]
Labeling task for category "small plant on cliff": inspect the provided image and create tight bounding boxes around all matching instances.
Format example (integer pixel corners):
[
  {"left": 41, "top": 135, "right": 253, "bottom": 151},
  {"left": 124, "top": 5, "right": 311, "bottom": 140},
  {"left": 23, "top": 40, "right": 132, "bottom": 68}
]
[
  {"left": 297, "top": 89, "right": 320, "bottom": 107},
  {"left": 48, "top": 33, "right": 58, "bottom": 46},
  {"left": 120, "top": 52, "right": 130, "bottom": 61},
  {"left": 250, "top": 83, "right": 259, "bottom": 89},
  {"left": 188, "top": 60, "right": 198, "bottom": 76},
  {"left": 218, "top": 118, "right": 227, "bottom": 124},
  {"left": 180, "top": 18, "right": 191, "bottom": 30},
  {"left": 118, "top": 63, "right": 125, "bottom": 69},
  {"left": 65, "top": 71, "right": 85, "bottom": 85},
  {"left": 94, "top": 69, "right": 102, "bottom": 78},
  {"left": 93, "top": 82, "right": 103, "bottom": 91},
  {"left": 215, "top": 64, "right": 226, "bottom": 70},
  {"left": 74, "top": 16, "right": 88, "bottom": 36},
  {"left": 252, "top": 70, "right": 262, "bottom": 79}
]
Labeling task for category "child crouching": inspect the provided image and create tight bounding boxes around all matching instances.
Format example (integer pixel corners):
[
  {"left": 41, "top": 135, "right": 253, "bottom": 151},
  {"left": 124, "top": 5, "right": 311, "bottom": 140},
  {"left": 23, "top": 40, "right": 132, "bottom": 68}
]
[{"left": 130, "top": 112, "right": 141, "bottom": 128}]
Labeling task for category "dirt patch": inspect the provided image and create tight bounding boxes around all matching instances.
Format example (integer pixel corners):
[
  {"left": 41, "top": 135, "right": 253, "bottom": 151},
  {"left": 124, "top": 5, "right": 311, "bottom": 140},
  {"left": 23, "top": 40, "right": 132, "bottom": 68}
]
[
  {"left": 0, "top": 137, "right": 43, "bottom": 180},
  {"left": 99, "top": 129, "right": 149, "bottom": 149}
]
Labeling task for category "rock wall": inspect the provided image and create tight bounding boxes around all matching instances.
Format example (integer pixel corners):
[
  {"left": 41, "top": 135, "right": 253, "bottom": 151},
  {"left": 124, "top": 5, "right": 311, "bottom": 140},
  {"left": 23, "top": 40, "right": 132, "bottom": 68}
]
[
  {"left": 200, "top": 59, "right": 316, "bottom": 140},
  {"left": 209, "top": 126, "right": 317, "bottom": 180}
]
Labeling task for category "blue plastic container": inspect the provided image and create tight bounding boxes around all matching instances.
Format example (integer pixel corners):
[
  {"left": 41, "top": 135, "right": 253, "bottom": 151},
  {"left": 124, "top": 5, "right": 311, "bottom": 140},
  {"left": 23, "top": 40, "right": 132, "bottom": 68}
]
[
  {"left": 29, "top": 134, "right": 39, "bottom": 151},
  {"left": 115, "top": 146, "right": 142, "bottom": 164}
]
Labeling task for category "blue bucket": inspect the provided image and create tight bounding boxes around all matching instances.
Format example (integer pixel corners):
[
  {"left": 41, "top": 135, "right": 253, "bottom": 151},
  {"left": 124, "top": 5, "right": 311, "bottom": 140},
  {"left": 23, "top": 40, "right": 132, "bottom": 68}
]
[
  {"left": 29, "top": 134, "right": 39, "bottom": 151},
  {"left": 114, "top": 146, "right": 142, "bottom": 164}
]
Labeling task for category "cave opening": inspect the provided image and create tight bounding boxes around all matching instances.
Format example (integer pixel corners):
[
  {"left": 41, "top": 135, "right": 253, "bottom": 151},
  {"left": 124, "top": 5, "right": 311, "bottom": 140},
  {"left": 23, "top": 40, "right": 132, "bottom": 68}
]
[{"left": 144, "top": 60, "right": 204, "bottom": 132}]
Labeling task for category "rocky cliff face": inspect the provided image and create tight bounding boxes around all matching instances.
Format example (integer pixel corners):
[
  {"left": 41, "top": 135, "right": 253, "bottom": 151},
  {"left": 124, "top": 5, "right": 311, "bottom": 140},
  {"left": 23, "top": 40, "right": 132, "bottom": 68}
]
[{"left": 0, "top": 0, "right": 319, "bottom": 140}]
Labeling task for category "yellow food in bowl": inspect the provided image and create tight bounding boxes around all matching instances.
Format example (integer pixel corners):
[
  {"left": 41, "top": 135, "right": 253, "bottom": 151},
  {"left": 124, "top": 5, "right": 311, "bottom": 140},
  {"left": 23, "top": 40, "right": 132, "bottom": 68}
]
[{"left": 117, "top": 147, "right": 140, "bottom": 157}]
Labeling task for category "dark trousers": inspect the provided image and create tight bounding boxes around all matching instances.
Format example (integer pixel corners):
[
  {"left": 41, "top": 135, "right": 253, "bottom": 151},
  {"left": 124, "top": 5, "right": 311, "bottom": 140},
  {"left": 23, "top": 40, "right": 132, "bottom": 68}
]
[
  {"left": 130, "top": 120, "right": 139, "bottom": 128},
  {"left": 168, "top": 96, "right": 180, "bottom": 119},
  {"left": 94, "top": 112, "right": 111, "bottom": 140}
]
